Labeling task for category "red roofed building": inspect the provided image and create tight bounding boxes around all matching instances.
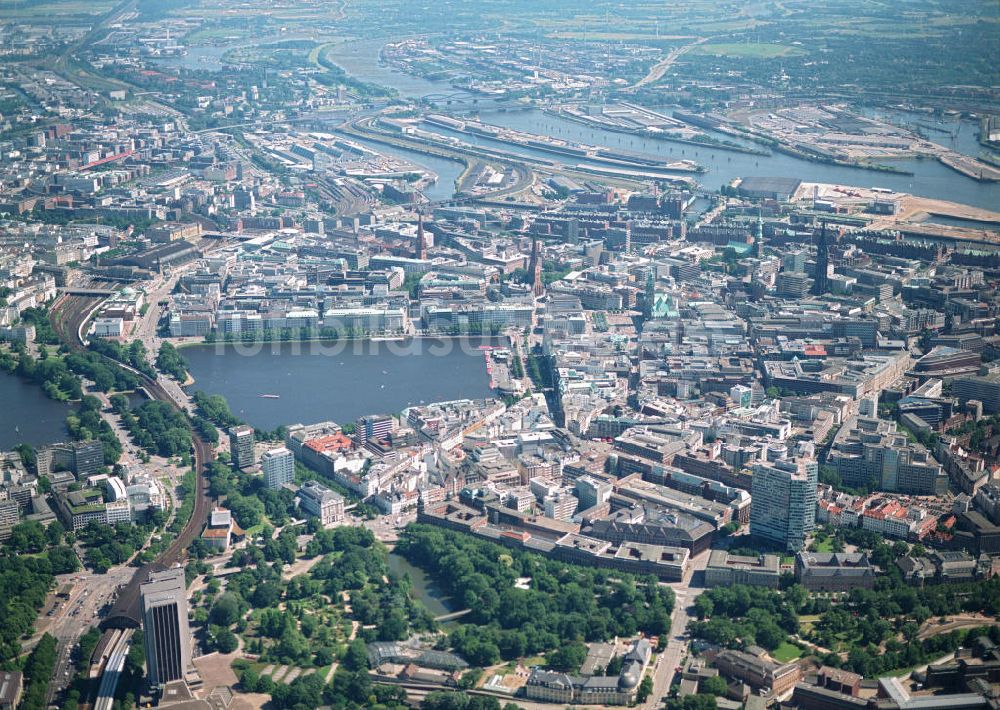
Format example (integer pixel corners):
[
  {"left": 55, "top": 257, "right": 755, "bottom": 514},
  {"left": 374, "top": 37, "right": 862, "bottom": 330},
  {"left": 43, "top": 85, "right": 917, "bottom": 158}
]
[
  {"left": 500, "top": 530, "right": 532, "bottom": 544},
  {"left": 304, "top": 433, "right": 354, "bottom": 456},
  {"left": 862, "top": 499, "right": 914, "bottom": 539}
]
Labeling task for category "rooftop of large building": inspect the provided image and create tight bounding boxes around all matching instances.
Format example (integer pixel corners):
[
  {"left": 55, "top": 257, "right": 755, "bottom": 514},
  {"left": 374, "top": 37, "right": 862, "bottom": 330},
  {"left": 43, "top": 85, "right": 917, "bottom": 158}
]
[{"left": 708, "top": 549, "right": 780, "bottom": 574}]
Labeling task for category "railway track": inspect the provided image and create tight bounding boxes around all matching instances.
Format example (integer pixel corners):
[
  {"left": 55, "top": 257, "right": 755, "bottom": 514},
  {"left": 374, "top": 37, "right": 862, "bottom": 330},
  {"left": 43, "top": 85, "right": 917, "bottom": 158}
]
[{"left": 49, "top": 289, "right": 214, "bottom": 628}]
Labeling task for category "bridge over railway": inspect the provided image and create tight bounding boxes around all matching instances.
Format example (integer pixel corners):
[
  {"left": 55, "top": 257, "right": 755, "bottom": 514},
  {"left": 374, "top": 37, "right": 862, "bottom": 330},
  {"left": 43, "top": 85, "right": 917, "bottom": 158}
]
[{"left": 59, "top": 287, "right": 116, "bottom": 297}]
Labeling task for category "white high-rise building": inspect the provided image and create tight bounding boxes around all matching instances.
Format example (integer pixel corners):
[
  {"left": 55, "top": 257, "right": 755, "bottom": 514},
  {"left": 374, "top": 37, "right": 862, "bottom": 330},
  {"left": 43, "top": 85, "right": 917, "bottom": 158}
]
[
  {"left": 262, "top": 447, "right": 294, "bottom": 489},
  {"left": 750, "top": 458, "right": 817, "bottom": 552}
]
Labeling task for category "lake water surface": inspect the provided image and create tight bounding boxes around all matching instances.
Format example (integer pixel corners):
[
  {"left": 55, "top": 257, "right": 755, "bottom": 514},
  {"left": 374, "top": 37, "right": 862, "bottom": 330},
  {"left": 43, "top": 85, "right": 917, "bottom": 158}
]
[
  {"left": 0, "top": 372, "right": 70, "bottom": 450},
  {"left": 182, "top": 337, "right": 498, "bottom": 430}
]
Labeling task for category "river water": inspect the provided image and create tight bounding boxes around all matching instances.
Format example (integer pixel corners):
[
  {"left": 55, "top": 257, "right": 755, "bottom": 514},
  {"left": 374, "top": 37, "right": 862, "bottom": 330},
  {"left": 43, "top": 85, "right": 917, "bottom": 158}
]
[
  {"left": 342, "top": 135, "right": 465, "bottom": 203},
  {"left": 324, "top": 40, "right": 1000, "bottom": 211},
  {"left": 467, "top": 109, "right": 1000, "bottom": 211},
  {"left": 163, "top": 36, "right": 1000, "bottom": 210},
  {"left": 326, "top": 39, "right": 471, "bottom": 100},
  {"left": 181, "top": 338, "right": 498, "bottom": 430}
]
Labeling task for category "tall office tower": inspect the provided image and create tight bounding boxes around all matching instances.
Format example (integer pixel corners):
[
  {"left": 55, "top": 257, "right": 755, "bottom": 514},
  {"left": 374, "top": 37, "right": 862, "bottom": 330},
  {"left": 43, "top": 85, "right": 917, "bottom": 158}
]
[
  {"left": 811, "top": 222, "right": 831, "bottom": 296},
  {"left": 262, "top": 447, "right": 294, "bottom": 489},
  {"left": 750, "top": 458, "right": 817, "bottom": 552},
  {"left": 141, "top": 568, "right": 191, "bottom": 688},
  {"left": 229, "top": 425, "right": 255, "bottom": 470}
]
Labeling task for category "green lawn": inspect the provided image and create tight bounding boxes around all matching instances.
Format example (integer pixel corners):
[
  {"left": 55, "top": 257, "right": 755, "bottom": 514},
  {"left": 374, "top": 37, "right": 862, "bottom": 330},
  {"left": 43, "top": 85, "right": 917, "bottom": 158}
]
[
  {"left": 772, "top": 641, "right": 803, "bottom": 663},
  {"left": 244, "top": 522, "right": 269, "bottom": 539},
  {"left": 232, "top": 659, "right": 267, "bottom": 674},
  {"left": 811, "top": 537, "right": 834, "bottom": 552}
]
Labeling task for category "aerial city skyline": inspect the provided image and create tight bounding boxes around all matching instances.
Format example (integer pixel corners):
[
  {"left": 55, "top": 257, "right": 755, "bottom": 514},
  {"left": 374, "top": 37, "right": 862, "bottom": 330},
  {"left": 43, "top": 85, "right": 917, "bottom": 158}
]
[{"left": 0, "top": 1, "right": 998, "bottom": 710}]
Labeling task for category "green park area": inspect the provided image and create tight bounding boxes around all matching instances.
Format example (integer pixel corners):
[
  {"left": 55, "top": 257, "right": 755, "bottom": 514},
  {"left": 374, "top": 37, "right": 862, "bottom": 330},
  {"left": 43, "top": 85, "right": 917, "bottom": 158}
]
[
  {"left": 689, "top": 534, "right": 1000, "bottom": 679},
  {"left": 691, "top": 42, "right": 805, "bottom": 59}
]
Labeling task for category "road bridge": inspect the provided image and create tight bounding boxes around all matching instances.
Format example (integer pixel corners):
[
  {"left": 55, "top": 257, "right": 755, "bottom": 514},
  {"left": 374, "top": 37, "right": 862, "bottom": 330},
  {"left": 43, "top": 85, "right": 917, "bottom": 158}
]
[
  {"left": 60, "top": 287, "right": 116, "bottom": 297},
  {"left": 418, "top": 93, "right": 525, "bottom": 112}
]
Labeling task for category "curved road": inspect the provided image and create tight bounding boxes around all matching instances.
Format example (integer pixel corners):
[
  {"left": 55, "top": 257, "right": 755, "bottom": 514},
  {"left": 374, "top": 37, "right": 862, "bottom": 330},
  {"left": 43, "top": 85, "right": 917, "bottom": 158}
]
[{"left": 50, "top": 290, "right": 214, "bottom": 628}]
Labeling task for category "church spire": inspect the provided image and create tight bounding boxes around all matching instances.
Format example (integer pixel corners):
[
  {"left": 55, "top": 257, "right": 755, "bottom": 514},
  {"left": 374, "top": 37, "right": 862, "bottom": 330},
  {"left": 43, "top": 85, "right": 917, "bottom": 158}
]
[{"left": 754, "top": 209, "right": 764, "bottom": 258}]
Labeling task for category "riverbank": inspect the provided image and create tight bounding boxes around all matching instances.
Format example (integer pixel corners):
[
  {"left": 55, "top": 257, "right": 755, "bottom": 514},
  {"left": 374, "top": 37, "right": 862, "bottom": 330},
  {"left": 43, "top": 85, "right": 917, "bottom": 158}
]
[
  {"left": 321, "top": 38, "right": 1000, "bottom": 209},
  {"left": 939, "top": 152, "right": 1000, "bottom": 182},
  {"left": 423, "top": 114, "right": 705, "bottom": 173},
  {"left": 338, "top": 121, "right": 474, "bottom": 170},
  {"left": 793, "top": 181, "right": 1000, "bottom": 245},
  {"left": 547, "top": 106, "right": 769, "bottom": 156},
  {"left": 768, "top": 141, "right": 915, "bottom": 175}
]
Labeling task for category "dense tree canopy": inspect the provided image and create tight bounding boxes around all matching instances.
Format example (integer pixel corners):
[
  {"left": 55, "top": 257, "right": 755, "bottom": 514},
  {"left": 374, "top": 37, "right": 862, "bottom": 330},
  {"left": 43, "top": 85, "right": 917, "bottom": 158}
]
[
  {"left": 156, "top": 342, "right": 189, "bottom": 381},
  {"left": 193, "top": 391, "right": 242, "bottom": 428},
  {"left": 397, "top": 524, "right": 674, "bottom": 664},
  {"left": 690, "top": 584, "right": 802, "bottom": 651},
  {"left": 89, "top": 338, "right": 156, "bottom": 379},
  {"left": 0, "top": 557, "right": 56, "bottom": 664},
  {"left": 120, "top": 400, "right": 192, "bottom": 457},
  {"left": 689, "top": 571, "right": 1000, "bottom": 678},
  {"left": 20, "top": 633, "right": 57, "bottom": 710},
  {"left": 77, "top": 520, "right": 151, "bottom": 573}
]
